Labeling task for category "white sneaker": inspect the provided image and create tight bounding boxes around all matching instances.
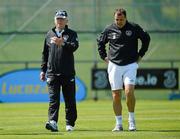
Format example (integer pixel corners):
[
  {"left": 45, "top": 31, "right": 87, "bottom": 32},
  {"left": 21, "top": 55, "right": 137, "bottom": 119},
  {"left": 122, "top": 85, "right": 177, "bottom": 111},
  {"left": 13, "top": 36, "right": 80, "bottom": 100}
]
[
  {"left": 66, "top": 125, "right": 74, "bottom": 131},
  {"left": 129, "top": 120, "right": 136, "bottom": 131},
  {"left": 45, "top": 120, "right": 58, "bottom": 132},
  {"left": 112, "top": 124, "right": 123, "bottom": 132}
]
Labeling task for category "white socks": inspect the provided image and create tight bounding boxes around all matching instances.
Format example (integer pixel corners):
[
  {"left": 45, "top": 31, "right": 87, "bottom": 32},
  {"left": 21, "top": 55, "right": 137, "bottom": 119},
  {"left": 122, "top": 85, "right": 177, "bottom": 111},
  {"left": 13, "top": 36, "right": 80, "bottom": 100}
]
[
  {"left": 128, "top": 112, "right": 135, "bottom": 122},
  {"left": 115, "top": 115, "right": 122, "bottom": 125},
  {"left": 115, "top": 112, "right": 135, "bottom": 125}
]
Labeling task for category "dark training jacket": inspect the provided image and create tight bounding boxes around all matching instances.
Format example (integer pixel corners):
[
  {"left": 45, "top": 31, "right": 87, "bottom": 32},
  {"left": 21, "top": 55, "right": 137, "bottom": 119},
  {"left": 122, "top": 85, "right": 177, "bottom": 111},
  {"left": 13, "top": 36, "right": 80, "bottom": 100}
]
[
  {"left": 41, "top": 25, "right": 79, "bottom": 76},
  {"left": 97, "top": 21, "right": 150, "bottom": 65}
]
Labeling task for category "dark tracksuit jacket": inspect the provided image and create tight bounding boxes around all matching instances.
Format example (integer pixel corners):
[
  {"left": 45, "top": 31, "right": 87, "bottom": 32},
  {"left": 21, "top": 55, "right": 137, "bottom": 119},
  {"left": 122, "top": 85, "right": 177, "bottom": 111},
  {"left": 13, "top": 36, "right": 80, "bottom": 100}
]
[
  {"left": 97, "top": 21, "right": 150, "bottom": 65},
  {"left": 41, "top": 25, "right": 79, "bottom": 126},
  {"left": 41, "top": 25, "right": 78, "bottom": 76}
]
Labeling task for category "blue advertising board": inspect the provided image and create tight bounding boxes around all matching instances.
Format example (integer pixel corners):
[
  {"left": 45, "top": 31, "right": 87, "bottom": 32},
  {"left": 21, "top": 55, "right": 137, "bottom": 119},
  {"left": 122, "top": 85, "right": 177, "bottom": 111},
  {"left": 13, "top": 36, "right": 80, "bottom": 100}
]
[{"left": 0, "top": 69, "right": 86, "bottom": 103}]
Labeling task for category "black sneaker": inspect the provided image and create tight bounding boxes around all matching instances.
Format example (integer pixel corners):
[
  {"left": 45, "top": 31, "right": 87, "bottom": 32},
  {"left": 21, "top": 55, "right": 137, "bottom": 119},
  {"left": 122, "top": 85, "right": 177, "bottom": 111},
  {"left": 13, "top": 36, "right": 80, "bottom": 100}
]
[{"left": 45, "top": 120, "right": 58, "bottom": 132}]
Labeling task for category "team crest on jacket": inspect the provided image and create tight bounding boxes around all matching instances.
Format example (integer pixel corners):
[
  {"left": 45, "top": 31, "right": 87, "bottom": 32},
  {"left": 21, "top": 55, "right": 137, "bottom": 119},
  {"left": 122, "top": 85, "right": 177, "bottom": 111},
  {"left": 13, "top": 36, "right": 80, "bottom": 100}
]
[
  {"left": 63, "top": 35, "right": 69, "bottom": 41},
  {"left": 125, "top": 30, "right": 132, "bottom": 36}
]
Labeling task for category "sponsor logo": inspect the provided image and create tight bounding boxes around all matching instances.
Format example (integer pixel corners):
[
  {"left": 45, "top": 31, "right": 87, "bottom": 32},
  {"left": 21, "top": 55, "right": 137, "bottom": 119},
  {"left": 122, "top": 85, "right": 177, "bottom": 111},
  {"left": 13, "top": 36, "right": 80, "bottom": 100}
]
[
  {"left": 108, "top": 32, "right": 121, "bottom": 39},
  {"left": 0, "top": 69, "right": 86, "bottom": 102},
  {"left": 70, "top": 78, "right": 75, "bottom": 82}
]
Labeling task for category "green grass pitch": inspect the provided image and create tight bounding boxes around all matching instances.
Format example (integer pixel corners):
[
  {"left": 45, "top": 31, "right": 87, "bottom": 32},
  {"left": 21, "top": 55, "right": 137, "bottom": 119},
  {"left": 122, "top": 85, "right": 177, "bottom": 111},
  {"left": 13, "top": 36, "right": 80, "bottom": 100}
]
[{"left": 0, "top": 100, "right": 180, "bottom": 139}]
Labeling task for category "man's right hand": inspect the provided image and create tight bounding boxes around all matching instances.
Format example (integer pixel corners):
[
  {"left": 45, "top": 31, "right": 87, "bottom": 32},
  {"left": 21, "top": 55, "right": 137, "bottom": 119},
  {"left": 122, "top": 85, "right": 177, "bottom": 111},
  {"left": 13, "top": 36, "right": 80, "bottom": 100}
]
[
  {"left": 104, "top": 57, "right": 109, "bottom": 64},
  {"left": 40, "top": 72, "right": 46, "bottom": 81}
]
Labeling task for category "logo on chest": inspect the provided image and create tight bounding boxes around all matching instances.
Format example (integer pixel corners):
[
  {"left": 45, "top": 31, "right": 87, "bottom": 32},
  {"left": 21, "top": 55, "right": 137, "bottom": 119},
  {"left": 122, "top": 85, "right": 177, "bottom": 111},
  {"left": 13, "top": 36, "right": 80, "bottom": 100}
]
[
  {"left": 125, "top": 30, "right": 132, "bottom": 36},
  {"left": 63, "top": 35, "right": 69, "bottom": 41}
]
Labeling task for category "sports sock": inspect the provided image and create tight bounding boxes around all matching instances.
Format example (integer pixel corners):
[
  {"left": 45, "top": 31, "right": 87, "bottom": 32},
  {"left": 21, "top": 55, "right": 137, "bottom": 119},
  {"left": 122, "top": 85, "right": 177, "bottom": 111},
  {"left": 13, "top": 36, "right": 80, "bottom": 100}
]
[
  {"left": 128, "top": 112, "right": 135, "bottom": 122},
  {"left": 115, "top": 115, "right": 122, "bottom": 125}
]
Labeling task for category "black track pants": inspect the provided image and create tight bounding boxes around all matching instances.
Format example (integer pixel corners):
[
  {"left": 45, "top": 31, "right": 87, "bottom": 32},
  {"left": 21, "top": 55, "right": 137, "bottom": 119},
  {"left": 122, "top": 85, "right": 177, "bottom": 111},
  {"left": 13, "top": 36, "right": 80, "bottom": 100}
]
[{"left": 47, "top": 75, "right": 77, "bottom": 126}]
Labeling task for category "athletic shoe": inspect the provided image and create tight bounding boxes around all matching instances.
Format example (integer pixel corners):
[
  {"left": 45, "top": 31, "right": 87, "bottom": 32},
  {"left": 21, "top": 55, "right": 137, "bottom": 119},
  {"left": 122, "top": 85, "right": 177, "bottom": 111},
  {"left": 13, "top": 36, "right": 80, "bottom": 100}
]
[
  {"left": 112, "top": 124, "right": 123, "bottom": 132},
  {"left": 66, "top": 125, "right": 74, "bottom": 131},
  {"left": 45, "top": 120, "right": 58, "bottom": 132},
  {"left": 128, "top": 120, "right": 136, "bottom": 131}
]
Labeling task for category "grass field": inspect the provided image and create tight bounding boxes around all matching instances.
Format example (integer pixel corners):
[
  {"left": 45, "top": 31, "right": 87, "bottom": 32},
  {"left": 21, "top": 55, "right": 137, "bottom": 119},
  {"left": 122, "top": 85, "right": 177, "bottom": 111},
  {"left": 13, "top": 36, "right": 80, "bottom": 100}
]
[{"left": 0, "top": 100, "right": 180, "bottom": 139}]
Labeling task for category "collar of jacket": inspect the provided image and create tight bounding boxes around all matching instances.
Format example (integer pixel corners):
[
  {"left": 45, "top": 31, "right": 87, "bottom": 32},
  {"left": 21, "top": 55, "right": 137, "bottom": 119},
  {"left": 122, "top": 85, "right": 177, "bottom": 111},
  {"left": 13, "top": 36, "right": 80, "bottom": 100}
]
[
  {"left": 52, "top": 25, "right": 68, "bottom": 32},
  {"left": 113, "top": 21, "right": 128, "bottom": 30}
]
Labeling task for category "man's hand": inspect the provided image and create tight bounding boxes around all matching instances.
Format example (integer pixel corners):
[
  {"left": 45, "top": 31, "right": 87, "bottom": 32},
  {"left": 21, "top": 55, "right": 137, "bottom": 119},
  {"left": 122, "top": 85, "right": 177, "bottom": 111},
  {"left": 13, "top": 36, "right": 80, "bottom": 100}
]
[
  {"left": 104, "top": 57, "right": 109, "bottom": 64},
  {"left": 50, "top": 37, "right": 64, "bottom": 47},
  {"left": 40, "top": 72, "right": 46, "bottom": 81}
]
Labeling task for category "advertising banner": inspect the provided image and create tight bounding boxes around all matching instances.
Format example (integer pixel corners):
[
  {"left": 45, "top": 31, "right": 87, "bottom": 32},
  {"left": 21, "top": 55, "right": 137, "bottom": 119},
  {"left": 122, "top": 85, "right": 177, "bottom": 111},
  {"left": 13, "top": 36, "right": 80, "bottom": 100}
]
[
  {"left": 92, "top": 68, "right": 179, "bottom": 90},
  {"left": 0, "top": 69, "right": 86, "bottom": 102}
]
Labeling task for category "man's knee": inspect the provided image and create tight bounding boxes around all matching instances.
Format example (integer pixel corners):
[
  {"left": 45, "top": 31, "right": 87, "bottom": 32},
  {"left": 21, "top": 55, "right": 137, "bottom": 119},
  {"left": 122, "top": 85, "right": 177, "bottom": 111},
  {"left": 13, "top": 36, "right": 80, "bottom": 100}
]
[
  {"left": 112, "top": 90, "right": 121, "bottom": 101},
  {"left": 125, "top": 85, "right": 135, "bottom": 97},
  {"left": 125, "top": 89, "right": 134, "bottom": 98}
]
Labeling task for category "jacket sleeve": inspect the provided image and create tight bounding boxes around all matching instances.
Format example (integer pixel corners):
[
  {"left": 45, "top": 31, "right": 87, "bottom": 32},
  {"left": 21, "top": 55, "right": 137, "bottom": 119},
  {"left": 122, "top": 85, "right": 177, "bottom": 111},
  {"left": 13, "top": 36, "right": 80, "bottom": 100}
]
[
  {"left": 41, "top": 37, "right": 49, "bottom": 73},
  {"left": 97, "top": 28, "right": 109, "bottom": 60},
  {"left": 62, "top": 32, "right": 79, "bottom": 52},
  {"left": 136, "top": 25, "right": 151, "bottom": 58}
]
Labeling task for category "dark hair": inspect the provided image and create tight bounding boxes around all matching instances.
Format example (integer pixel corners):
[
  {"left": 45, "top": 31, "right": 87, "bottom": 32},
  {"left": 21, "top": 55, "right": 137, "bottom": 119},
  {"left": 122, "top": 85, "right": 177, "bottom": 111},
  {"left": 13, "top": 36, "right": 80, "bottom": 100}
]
[{"left": 114, "top": 8, "right": 126, "bottom": 17}]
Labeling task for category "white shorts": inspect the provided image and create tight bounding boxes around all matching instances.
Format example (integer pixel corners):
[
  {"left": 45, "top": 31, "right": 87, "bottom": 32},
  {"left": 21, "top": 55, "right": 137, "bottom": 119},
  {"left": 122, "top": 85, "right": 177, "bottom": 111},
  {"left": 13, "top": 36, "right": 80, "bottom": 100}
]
[{"left": 107, "top": 61, "right": 139, "bottom": 90}]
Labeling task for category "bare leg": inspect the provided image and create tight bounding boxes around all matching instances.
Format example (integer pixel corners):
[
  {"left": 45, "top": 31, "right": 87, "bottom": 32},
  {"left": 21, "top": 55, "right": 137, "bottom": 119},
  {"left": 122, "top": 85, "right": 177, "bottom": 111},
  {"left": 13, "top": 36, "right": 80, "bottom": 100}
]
[
  {"left": 124, "top": 84, "right": 135, "bottom": 112},
  {"left": 112, "top": 90, "right": 122, "bottom": 115},
  {"left": 125, "top": 84, "right": 136, "bottom": 131},
  {"left": 111, "top": 89, "right": 124, "bottom": 131}
]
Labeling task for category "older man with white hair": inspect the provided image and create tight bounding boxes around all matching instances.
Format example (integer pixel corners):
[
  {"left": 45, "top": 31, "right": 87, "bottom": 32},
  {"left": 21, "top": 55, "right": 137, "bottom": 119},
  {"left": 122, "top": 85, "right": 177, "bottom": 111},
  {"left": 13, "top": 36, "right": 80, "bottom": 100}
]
[{"left": 40, "top": 10, "right": 79, "bottom": 132}]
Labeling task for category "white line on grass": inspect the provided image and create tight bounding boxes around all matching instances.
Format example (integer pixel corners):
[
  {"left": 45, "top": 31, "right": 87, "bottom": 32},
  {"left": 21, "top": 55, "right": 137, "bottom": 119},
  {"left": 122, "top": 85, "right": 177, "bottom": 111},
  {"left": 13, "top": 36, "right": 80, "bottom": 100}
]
[{"left": 0, "top": 0, "right": 53, "bottom": 49}]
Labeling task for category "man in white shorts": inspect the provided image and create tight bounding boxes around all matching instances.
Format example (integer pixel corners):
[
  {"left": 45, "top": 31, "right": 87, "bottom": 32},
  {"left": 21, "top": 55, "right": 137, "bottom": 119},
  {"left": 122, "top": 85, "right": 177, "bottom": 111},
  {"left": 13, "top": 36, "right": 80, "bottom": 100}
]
[{"left": 97, "top": 8, "right": 150, "bottom": 131}]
